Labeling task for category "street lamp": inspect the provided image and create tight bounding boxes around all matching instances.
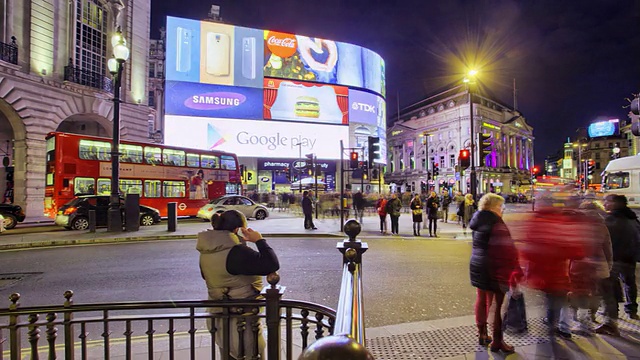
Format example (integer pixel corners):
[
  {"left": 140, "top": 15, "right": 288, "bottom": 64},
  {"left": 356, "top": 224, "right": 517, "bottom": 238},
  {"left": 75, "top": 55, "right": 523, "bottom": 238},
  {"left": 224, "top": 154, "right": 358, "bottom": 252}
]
[
  {"left": 107, "top": 28, "right": 130, "bottom": 232},
  {"left": 463, "top": 69, "right": 478, "bottom": 199}
]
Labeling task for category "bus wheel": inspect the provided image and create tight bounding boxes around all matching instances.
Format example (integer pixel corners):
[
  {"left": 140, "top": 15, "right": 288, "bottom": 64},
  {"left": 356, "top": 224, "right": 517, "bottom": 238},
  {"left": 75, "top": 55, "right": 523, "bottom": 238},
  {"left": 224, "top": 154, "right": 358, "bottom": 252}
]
[
  {"left": 255, "top": 210, "right": 267, "bottom": 220},
  {"left": 72, "top": 217, "right": 89, "bottom": 230},
  {"left": 140, "top": 214, "right": 155, "bottom": 226}
]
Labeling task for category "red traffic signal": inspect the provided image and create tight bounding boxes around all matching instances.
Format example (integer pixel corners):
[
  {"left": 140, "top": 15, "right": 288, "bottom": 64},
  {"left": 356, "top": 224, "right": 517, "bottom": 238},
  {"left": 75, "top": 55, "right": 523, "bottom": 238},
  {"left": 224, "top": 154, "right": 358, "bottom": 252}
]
[
  {"left": 459, "top": 149, "right": 469, "bottom": 158},
  {"left": 349, "top": 151, "right": 359, "bottom": 169},
  {"left": 532, "top": 166, "right": 539, "bottom": 174},
  {"left": 458, "top": 149, "right": 470, "bottom": 169}
]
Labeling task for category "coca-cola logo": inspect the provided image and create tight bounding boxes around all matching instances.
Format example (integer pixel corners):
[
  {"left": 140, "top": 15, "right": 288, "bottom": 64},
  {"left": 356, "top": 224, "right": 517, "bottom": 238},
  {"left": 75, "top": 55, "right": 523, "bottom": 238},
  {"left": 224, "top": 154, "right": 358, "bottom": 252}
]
[{"left": 266, "top": 31, "right": 298, "bottom": 58}]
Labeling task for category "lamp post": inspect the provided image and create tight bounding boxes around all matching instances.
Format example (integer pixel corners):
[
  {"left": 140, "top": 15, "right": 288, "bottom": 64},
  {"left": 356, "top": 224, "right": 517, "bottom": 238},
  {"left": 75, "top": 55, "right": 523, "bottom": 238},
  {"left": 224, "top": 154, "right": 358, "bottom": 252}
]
[
  {"left": 293, "top": 141, "right": 303, "bottom": 193},
  {"left": 464, "top": 70, "right": 478, "bottom": 199},
  {"left": 106, "top": 29, "right": 130, "bottom": 232}
]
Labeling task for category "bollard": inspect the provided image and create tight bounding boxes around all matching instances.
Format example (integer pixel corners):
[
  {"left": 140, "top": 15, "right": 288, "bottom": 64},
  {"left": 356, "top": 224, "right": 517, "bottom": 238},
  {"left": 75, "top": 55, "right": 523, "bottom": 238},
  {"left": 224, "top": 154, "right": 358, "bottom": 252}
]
[
  {"left": 298, "top": 334, "right": 374, "bottom": 360},
  {"left": 88, "top": 210, "right": 96, "bottom": 233},
  {"left": 167, "top": 202, "right": 177, "bottom": 232},
  {"left": 125, "top": 194, "right": 140, "bottom": 232}
]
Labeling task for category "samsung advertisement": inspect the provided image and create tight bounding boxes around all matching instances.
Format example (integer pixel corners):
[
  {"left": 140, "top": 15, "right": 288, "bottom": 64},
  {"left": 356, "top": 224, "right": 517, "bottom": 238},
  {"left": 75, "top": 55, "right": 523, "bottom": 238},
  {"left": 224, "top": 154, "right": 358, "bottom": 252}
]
[{"left": 164, "top": 15, "right": 386, "bottom": 164}]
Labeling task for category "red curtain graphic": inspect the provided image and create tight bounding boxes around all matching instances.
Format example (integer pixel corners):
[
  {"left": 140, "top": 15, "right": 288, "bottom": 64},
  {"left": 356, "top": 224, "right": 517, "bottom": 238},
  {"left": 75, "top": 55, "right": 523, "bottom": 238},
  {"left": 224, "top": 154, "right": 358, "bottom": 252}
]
[
  {"left": 337, "top": 94, "right": 349, "bottom": 124},
  {"left": 263, "top": 88, "right": 278, "bottom": 119}
]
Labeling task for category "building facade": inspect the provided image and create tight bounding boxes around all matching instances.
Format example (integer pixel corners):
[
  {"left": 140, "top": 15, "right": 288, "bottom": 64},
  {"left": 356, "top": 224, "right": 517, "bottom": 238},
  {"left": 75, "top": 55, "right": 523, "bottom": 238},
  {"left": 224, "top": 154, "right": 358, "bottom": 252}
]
[
  {"left": 148, "top": 29, "right": 165, "bottom": 142},
  {"left": 0, "top": 0, "right": 152, "bottom": 218},
  {"left": 386, "top": 87, "right": 535, "bottom": 195}
]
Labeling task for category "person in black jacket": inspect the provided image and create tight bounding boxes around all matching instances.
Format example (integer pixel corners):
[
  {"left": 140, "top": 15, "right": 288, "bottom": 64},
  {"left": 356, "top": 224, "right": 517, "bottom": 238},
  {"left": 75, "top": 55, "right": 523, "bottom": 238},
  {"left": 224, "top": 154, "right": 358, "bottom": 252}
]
[
  {"left": 596, "top": 195, "right": 639, "bottom": 335},
  {"left": 302, "top": 191, "right": 317, "bottom": 230},
  {"left": 469, "top": 194, "right": 522, "bottom": 353},
  {"left": 197, "top": 210, "right": 280, "bottom": 358},
  {"left": 426, "top": 192, "right": 440, "bottom": 237}
]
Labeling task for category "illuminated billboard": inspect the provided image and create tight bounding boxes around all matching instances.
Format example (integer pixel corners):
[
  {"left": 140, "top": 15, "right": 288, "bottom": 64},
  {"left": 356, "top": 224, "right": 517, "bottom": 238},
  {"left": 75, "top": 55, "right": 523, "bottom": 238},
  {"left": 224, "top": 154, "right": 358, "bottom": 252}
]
[
  {"left": 588, "top": 119, "right": 620, "bottom": 138},
  {"left": 165, "top": 116, "right": 349, "bottom": 159},
  {"left": 264, "top": 78, "right": 349, "bottom": 124},
  {"left": 164, "top": 16, "right": 385, "bottom": 161}
]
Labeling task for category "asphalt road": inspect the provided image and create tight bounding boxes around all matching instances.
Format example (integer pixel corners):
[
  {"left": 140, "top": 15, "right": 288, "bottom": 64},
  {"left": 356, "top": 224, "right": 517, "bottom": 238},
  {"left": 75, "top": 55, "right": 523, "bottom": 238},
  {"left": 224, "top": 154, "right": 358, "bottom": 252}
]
[{"left": 0, "top": 237, "right": 493, "bottom": 328}]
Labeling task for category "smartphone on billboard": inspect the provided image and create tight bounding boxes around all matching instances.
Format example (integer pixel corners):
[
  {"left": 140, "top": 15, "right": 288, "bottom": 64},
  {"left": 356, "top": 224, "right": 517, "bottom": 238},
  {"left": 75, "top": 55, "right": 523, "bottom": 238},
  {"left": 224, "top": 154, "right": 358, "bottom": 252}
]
[
  {"left": 206, "top": 32, "right": 230, "bottom": 76},
  {"left": 241, "top": 37, "right": 256, "bottom": 80},
  {"left": 176, "top": 27, "right": 191, "bottom": 73}
]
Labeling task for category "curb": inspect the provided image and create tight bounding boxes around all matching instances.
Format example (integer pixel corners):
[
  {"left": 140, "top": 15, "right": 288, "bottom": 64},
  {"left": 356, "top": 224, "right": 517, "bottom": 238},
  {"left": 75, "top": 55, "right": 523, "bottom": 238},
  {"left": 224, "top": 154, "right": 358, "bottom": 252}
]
[{"left": 0, "top": 232, "right": 346, "bottom": 251}]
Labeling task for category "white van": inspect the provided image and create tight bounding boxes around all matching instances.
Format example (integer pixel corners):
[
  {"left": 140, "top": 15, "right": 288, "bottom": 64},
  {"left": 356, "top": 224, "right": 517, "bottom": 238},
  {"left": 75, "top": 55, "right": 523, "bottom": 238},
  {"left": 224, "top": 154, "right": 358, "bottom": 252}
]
[{"left": 602, "top": 155, "right": 640, "bottom": 208}]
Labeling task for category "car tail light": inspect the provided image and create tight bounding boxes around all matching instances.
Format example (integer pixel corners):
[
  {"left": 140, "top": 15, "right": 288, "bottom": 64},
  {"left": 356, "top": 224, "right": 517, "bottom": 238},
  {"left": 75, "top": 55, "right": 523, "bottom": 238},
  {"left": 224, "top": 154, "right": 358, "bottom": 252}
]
[{"left": 63, "top": 207, "right": 77, "bottom": 215}]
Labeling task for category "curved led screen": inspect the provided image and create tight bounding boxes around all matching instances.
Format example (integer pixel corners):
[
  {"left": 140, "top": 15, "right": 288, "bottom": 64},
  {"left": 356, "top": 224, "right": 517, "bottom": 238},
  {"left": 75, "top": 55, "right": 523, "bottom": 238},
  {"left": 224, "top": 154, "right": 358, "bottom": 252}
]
[
  {"left": 164, "top": 16, "right": 386, "bottom": 162},
  {"left": 588, "top": 119, "right": 619, "bottom": 138}
]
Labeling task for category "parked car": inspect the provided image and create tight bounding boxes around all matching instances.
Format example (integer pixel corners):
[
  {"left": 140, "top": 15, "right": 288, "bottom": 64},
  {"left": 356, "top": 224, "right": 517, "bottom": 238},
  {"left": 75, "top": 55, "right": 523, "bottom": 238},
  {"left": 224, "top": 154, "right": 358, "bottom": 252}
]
[
  {"left": 196, "top": 195, "right": 269, "bottom": 221},
  {"left": 55, "top": 195, "right": 161, "bottom": 230},
  {"left": 0, "top": 203, "right": 26, "bottom": 230}
]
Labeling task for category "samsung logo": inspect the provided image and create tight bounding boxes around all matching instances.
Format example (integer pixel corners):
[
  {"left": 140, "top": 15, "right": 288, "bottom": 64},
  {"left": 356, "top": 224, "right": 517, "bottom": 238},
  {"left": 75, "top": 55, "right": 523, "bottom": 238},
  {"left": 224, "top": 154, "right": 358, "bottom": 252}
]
[{"left": 185, "top": 92, "right": 246, "bottom": 110}]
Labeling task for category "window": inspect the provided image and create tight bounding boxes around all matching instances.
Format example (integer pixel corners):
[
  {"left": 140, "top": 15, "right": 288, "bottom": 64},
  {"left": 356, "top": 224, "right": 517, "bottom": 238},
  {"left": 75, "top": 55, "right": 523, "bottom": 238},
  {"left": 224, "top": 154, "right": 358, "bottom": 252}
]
[
  {"left": 79, "top": 140, "right": 111, "bottom": 161},
  {"left": 595, "top": 153, "right": 600, "bottom": 159},
  {"left": 163, "top": 181, "right": 185, "bottom": 198},
  {"left": 201, "top": 155, "right": 219, "bottom": 169},
  {"left": 148, "top": 91, "right": 155, "bottom": 108},
  {"left": 74, "top": 177, "right": 95, "bottom": 195},
  {"left": 223, "top": 198, "right": 236, "bottom": 205},
  {"left": 409, "top": 151, "right": 415, "bottom": 169},
  {"left": 75, "top": 0, "right": 107, "bottom": 76},
  {"left": 608, "top": 143, "right": 613, "bottom": 149},
  {"left": 450, "top": 154, "right": 456, "bottom": 168},
  {"left": 144, "top": 146, "right": 162, "bottom": 165},
  {"left": 119, "top": 179, "right": 142, "bottom": 195},
  {"left": 97, "top": 178, "right": 110, "bottom": 195},
  {"left": 238, "top": 197, "right": 252, "bottom": 206},
  {"left": 595, "top": 143, "right": 600, "bottom": 149},
  {"left": 46, "top": 173, "right": 54, "bottom": 186},
  {"left": 120, "top": 144, "right": 143, "bottom": 163},
  {"left": 187, "top": 153, "right": 200, "bottom": 167},
  {"left": 439, "top": 156, "right": 445, "bottom": 167},
  {"left": 148, "top": 66, "right": 155, "bottom": 78},
  {"left": 163, "top": 149, "right": 186, "bottom": 166},
  {"left": 596, "top": 162, "right": 601, "bottom": 170},
  {"left": 144, "top": 180, "right": 161, "bottom": 198},
  {"left": 604, "top": 172, "right": 629, "bottom": 189},
  {"left": 220, "top": 155, "right": 237, "bottom": 170}
]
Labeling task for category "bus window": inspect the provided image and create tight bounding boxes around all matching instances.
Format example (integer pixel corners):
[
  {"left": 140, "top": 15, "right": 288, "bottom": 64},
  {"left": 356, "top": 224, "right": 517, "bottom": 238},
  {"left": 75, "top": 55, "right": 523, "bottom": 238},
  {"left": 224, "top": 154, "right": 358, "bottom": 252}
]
[
  {"left": 144, "top": 180, "right": 161, "bottom": 197},
  {"left": 144, "top": 146, "right": 162, "bottom": 165},
  {"left": 187, "top": 153, "right": 200, "bottom": 167},
  {"left": 605, "top": 172, "right": 630, "bottom": 190},
  {"left": 220, "top": 155, "right": 237, "bottom": 170},
  {"left": 163, "top": 149, "right": 186, "bottom": 166},
  {"left": 201, "top": 155, "right": 219, "bottom": 169},
  {"left": 120, "top": 144, "right": 143, "bottom": 163},
  {"left": 97, "top": 178, "right": 110, "bottom": 195},
  {"left": 119, "top": 179, "right": 142, "bottom": 195},
  {"left": 46, "top": 136, "right": 56, "bottom": 162},
  {"left": 79, "top": 140, "right": 111, "bottom": 161},
  {"left": 74, "top": 177, "right": 95, "bottom": 195},
  {"left": 163, "top": 180, "right": 185, "bottom": 198}
]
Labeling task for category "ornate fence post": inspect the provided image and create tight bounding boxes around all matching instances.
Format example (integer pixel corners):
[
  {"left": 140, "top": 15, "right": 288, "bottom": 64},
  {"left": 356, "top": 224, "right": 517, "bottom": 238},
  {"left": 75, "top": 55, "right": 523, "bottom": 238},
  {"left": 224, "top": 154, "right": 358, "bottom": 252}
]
[
  {"left": 8, "top": 293, "right": 20, "bottom": 360},
  {"left": 63, "top": 290, "right": 75, "bottom": 360},
  {"left": 262, "top": 272, "right": 285, "bottom": 360}
]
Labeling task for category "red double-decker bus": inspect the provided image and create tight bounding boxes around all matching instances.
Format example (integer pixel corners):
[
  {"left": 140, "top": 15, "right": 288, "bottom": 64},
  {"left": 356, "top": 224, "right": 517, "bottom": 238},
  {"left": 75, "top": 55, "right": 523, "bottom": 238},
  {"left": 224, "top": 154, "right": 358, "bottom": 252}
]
[{"left": 44, "top": 132, "right": 241, "bottom": 218}]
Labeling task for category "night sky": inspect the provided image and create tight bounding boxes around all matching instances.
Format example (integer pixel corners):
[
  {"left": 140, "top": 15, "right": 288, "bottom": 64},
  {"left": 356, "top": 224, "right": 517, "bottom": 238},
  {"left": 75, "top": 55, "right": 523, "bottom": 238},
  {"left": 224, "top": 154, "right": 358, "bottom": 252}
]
[{"left": 150, "top": 0, "right": 640, "bottom": 163}]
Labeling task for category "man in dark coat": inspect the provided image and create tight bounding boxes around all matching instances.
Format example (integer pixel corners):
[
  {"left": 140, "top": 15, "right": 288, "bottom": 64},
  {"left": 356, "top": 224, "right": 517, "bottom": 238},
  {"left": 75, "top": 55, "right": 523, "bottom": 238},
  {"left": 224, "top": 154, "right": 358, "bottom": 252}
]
[
  {"left": 302, "top": 191, "right": 317, "bottom": 230},
  {"left": 352, "top": 191, "right": 365, "bottom": 223},
  {"left": 596, "top": 195, "right": 639, "bottom": 335}
]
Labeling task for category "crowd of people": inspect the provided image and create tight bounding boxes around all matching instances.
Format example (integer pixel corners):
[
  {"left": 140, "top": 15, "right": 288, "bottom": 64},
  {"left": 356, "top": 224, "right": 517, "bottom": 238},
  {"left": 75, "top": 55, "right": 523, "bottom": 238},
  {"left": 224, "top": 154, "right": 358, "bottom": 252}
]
[{"left": 470, "top": 192, "right": 639, "bottom": 354}]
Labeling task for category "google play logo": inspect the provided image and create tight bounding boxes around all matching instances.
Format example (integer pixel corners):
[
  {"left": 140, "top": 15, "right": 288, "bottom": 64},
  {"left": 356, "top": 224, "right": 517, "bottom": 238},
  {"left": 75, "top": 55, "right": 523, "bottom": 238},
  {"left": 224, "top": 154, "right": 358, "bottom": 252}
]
[{"left": 207, "top": 124, "right": 227, "bottom": 150}]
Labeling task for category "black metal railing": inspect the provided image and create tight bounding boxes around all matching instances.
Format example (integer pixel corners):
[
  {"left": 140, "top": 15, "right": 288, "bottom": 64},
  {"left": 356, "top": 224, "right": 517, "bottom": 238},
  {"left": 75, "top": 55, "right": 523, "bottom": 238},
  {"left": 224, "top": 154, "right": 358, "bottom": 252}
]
[
  {"left": 64, "top": 64, "right": 113, "bottom": 92},
  {"left": 0, "top": 220, "right": 372, "bottom": 360},
  {"left": 0, "top": 37, "right": 18, "bottom": 65}
]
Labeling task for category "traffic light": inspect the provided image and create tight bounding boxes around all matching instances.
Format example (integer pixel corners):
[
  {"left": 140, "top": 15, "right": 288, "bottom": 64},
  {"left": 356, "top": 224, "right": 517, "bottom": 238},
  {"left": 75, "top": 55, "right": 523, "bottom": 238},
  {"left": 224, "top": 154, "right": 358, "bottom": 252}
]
[
  {"left": 459, "top": 149, "right": 470, "bottom": 170},
  {"left": 531, "top": 166, "right": 539, "bottom": 180},
  {"left": 350, "top": 151, "right": 359, "bottom": 169},
  {"left": 239, "top": 164, "right": 246, "bottom": 181},
  {"left": 479, "top": 133, "right": 492, "bottom": 166},
  {"left": 367, "top": 136, "right": 381, "bottom": 167},
  {"left": 433, "top": 162, "right": 440, "bottom": 177},
  {"left": 587, "top": 160, "right": 595, "bottom": 177},
  {"left": 285, "top": 167, "right": 291, "bottom": 181},
  {"left": 371, "top": 168, "right": 379, "bottom": 180},
  {"left": 305, "top": 153, "right": 315, "bottom": 173}
]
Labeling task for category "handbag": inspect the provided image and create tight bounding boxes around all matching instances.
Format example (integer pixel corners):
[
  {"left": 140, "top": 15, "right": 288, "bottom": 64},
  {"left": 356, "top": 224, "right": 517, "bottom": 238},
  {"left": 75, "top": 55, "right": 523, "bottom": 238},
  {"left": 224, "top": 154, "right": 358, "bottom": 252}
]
[{"left": 502, "top": 291, "right": 527, "bottom": 334}]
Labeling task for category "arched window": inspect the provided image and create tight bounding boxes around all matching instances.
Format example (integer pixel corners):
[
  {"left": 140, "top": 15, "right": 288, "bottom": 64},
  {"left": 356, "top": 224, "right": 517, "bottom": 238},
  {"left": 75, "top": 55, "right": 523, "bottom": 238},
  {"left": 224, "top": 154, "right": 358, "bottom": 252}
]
[
  {"left": 409, "top": 151, "right": 415, "bottom": 169},
  {"left": 75, "top": 0, "right": 108, "bottom": 75},
  {"left": 389, "top": 154, "right": 394, "bottom": 173}
]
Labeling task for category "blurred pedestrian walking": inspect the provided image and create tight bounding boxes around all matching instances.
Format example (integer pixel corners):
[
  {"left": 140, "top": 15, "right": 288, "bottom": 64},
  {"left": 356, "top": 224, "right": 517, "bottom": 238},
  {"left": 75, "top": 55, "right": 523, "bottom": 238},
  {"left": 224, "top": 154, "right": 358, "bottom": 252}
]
[
  {"left": 302, "top": 191, "right": 317, "bottom": 230},
  {"left": 459, "top": 194, "right": 476, "bottom": 236},
  {"left": 386, "top": 193, "right": 402, "bottom": 235},
  {"left": 469, "top": 194, "right": 522, "bottom": 353}
]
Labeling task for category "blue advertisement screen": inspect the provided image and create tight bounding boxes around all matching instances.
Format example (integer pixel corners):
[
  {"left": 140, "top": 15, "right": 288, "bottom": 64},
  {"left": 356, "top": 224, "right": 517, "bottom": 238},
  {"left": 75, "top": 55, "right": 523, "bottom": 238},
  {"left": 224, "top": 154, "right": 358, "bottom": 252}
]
[
  {"left": 165, "top": 17, "right": 201, "bottom": 83},
  {"left": 588, "top": 120, "right": 620, "bottom": 138},
  {"left": 164, "top": 81, "right": 263, "bottom": 120}
]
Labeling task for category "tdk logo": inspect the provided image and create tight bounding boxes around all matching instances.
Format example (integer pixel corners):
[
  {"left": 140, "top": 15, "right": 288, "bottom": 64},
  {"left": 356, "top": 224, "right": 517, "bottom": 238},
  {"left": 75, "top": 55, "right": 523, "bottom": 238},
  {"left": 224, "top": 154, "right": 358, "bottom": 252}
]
[{"left": 352, "top": 102, "right": 376, "bottom": 113}]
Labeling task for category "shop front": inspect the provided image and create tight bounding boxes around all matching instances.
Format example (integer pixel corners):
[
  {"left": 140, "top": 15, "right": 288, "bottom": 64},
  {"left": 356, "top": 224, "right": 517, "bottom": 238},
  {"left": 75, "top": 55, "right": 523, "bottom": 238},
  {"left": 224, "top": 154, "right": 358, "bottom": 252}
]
[{"left": 255, "top": 158, "right": 337, "bottom": 193}]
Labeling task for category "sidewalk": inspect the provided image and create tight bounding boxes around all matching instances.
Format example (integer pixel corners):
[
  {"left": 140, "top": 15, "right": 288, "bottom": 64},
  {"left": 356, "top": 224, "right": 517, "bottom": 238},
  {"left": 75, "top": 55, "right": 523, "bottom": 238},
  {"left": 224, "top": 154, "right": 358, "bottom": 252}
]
[{"left": 0, "top": 213, "right": 470, "bottom": 250}]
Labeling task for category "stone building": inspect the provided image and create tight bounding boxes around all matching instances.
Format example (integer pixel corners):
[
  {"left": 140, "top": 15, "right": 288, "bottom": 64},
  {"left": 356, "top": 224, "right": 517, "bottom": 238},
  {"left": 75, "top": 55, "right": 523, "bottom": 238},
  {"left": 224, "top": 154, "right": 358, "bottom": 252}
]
[
  {"left": 386, "top": 86, "right": 535, "bottom": 196},
  {"left": 0, "top": 0, "right": 152, "bottom": 218},
  {"left": 148, "top": 29, "right": 165, "bottom": 142}
]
